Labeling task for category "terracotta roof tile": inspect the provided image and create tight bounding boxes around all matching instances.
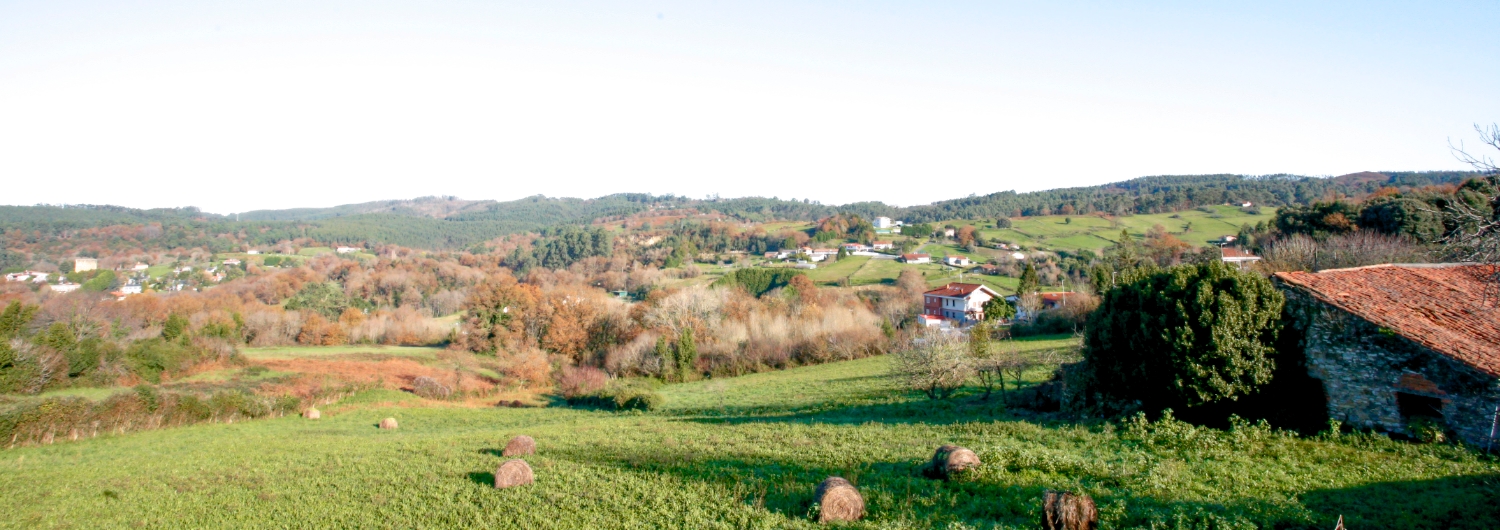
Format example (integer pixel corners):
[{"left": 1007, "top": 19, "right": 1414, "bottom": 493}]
[
  {"left": 924, "top": 282, "right": 995, "bottom": 298},
  {"left": 1275, "top": 264, "right": 1500, "bottom": 377},
  {"left": 1221, "top": 247, "right": 1260, "bottom": 259}
]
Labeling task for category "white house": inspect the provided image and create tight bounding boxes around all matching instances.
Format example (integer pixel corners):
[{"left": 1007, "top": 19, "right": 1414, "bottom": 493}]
[
  {"left": 247, "top": 250, "right": 262, "bottom": 255},
  {"left": 50, "top": 283, "right": 80, "bottom": 293},
  {"left": 900, "top": 253, "right": 931, "bottom": 264},
  {"left": 873, "top": 217, "right": 895, "bottom": 229},
  {"left": 223, "top": 259, "right": 241, "bottom": 266},
  {"left": 74, "top": 258, "right": 98, "bottom": 272},
  {"left": 943, "top": 228, "right": 956, "bottom": 237},
  {"left": 943, "top": 256, "right": 973, "bottom": 267},
  {"left": 871, "top": 241, "right": 894, "bottom": 250},
  {"left": 120, "top": 284, "right": 143, "bottom": 295},
  {"left": 336, "top": 247, "right": 360, "bottom": 254},
  {"left": 922, "top": 283, "right": 1002, "bottom": 324},
  {"left": 1241, "top": 202, "right": 1254, "bottom": 208},
  {"left": 1220, "top": 247, "right": 1262, "bottom": 270},
  {"left": 131, "top": 262, "right": 149, "bottom": 271},
  {"left": 841, "top": 243, "right": 868, "bottom": 252}
]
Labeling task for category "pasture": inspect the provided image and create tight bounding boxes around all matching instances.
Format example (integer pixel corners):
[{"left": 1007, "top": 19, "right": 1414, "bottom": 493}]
[
  {"left": 967, "top": 205, "right": 1278, "bottom": 253},
  {"left": 3, "top": 335, "right": 1497, "bottom": 529}
]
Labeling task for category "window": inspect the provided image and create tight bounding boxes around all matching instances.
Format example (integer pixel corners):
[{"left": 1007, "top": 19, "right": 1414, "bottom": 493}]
[{"left": 1396, "top": 392, "right": 1443, "bottom": 420}]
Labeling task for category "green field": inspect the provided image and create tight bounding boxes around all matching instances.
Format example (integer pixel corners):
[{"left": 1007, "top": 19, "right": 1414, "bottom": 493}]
[
  {"left": 955, "top": 205, "right": 1277, "bottom": 253},
  {"left": 4, "top": 337, "right": 1497, "bottom": 529}
]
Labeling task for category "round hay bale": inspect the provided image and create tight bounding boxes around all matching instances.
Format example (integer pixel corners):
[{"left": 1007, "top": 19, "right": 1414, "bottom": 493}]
[
  {"left": 503, "top": 435, "right": 536, "bottom": 457},
  {"left": 378, "top": 417, "right": 399, "bottom": 430},
  {"left": 303, "top": 408, "right": 321, "bottom": 420},
  {"left": 494, "top": 459, "right": 534, "bottom": 489},
  {"left": 1042, "top": 489, "right": 1098, "bottom": 530},
  {"left": 923, "top": 444, "right": 980, "bottom": 479},
  {"left": 813, "top": 476, "right": 864, "bottom": 523}
]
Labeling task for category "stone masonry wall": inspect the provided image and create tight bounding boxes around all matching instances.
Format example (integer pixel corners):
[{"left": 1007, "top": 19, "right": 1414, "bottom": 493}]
[{"left": 1283, "top": 288, "right": 1500, "bottom": 446}]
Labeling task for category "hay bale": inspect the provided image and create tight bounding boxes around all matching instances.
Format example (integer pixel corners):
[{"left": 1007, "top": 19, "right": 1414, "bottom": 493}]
[
  {"left": 813, "top": 476, "right": 864, "bottom": 523},
  {"left": 923, "top": 444, "right": 980, "bottom": 479},
  {"left": 503, "top": 435, "right": 536, "bottom": 457},
  {"left": 494, "top": 459, "right": 534, "bottom": 489},
  {"left": 379, "top": 417, "right": 399, "bottom": 430},
  {"left": 303, "top": 408, "right": 321, "bottom": 420},
  {"left": 1042, "top": 490, "right": 1098, "bottom": 530}
]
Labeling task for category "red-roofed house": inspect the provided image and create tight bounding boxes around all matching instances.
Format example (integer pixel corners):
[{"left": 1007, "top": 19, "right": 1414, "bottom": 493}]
[
  {"left": 900, "top": 253, "right": 931, "bottom": 264},
  {"left": 922, "top": 282, "right": 1002, "bottom": 325},
  {"left": 1275, "top": 263, "right": 1500, "bottom": 445},
  {"left": 1220, "top": 247, "right": 1261, "bottom": 270}
]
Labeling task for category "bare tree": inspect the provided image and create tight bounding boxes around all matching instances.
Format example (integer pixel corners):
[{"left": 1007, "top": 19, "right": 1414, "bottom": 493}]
[
  {"left": 891, "top": 331, "right": 973, "bottom": 399},
  {"left": 1446, "top": 124, "right": 1500, "bottom": 292}
]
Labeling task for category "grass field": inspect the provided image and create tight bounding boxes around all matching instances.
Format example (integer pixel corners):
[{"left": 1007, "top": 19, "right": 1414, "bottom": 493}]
[
  {"left": 946, "top": 205, "right": 1278, "bottom": 253},
  {"left": 4, "top": 334, "right": 1497, "bottom": 529}
]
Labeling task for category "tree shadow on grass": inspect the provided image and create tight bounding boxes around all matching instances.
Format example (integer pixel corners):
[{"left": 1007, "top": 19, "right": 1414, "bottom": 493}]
[
  {"left": 672, "top": 391, "right": 1056, "bottom": 427},
  {"left": 1301, "top": 474, "right": 1500, "bottom": 530},
  {"left": 467, "top": 471, "right": 494, "bottom": 488}
]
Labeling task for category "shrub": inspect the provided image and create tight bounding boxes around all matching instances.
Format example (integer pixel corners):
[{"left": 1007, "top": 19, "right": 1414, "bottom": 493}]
[
  {"left": 556, "top": 365, "right": 608, "bottom": 399},
  {"left": 890, "top": 332, "right": 972, "bottom": 399},
  {"left": 712, "top": 269, "right": 804, "bottom": 297},
  {"left": 564, "top": 380, "right": 663, "bottom": 412},
  {"left": 412, "top": 376, "right": 453, "bottom": 400},
  {"left": 1083, "top": 262, "right": 1284, "bottom": 412}
]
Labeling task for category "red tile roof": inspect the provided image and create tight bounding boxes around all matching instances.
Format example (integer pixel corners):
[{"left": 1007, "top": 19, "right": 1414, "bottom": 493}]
[
  {"left": 1221, "top": 247, "right": 1260, "bottom": 259},
  {"left": 1275, "top": 264, "right": 1500, "bottom": 376},
  {"left": 924, "top": 282, "right": 996, "bottom": 298},
  {"left": 902, "top": 253, "right": 929, "bottom": 260}
]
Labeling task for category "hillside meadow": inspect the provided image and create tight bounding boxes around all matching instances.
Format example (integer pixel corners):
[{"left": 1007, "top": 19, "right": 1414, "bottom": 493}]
[{"left": 3, "top": 336, "right": 1498, "bottom": 529}]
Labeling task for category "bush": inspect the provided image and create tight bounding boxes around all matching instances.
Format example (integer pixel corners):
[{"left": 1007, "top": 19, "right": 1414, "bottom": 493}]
[
  {"left": 1083, "top": 262, "right": 1284, "bottom": 412},
  {"left": 564, "top": 380, "right": 663, "bottom": 412},
  {"left": 411, "top": 376, "right": 453, "bottom": 400},
  {"left": 556, "top": 365, "right": 608, "bottom": 399},
  {"left": 712, "top": 269, "right": 804, "bottom": 297},
  {"left": 890, "top": 332, "right": 972, "bottom": 399}
]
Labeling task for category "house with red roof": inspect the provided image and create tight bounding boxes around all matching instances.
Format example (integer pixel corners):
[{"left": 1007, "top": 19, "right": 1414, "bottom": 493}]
[
  {"left": 1220, "top": 247, "right": 1261, "bottom": 270},
  {"left": 921, "top": 282, "right": 1002, "bottom": 325},
  {"left": 900, "top": 253, "right": 930, "bottom": 264},
  {"left": 1275, "top": 263, "right": 1500, "bottom": 445}
]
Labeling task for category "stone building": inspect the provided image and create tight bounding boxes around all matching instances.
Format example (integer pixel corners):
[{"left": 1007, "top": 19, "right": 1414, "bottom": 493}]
[{"left": 1275, "top": 263, "right": 1500, "bottom": 446}]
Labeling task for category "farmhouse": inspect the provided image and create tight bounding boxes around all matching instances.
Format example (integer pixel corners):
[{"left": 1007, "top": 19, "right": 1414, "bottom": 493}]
[
  {"left": 336, "top": 246, "right": 360, "bottom": 254},
  {"left": 943, "top": 256, "right": 972, "bottom": 267},
  {"left": 900, "top": 253, "right": 931, "bottom": 264},
  {"left": 871, "top": 241, "right": 894, "bottom": 250},
  {"left": 1220, "top": 247, "right": 1261, "bottom": 270},
  {"left": 921, "top": 282, "right": 1001, "bottom": 325},
  {"left": 1275, "top": 264, "right": 1500, "bottom": 446}
]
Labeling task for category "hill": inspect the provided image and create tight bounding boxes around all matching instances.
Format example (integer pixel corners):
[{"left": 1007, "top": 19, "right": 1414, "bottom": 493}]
[{"left": 0, "top": 171, "right": 1477, "bottom": 251}]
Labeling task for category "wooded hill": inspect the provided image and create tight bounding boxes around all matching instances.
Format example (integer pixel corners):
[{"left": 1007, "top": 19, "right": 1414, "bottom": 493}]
[{"left": 0, "top": 171, "right": 1476, "bottom": 250}]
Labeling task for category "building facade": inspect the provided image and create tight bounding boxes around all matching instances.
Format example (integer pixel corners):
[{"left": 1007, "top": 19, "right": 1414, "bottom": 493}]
[
  {"left": 1276, "top": 264, "right": 1500, "bottom": 446},
  {"left": 922, "top": 282, "right": 1000, "bottom": 325}
]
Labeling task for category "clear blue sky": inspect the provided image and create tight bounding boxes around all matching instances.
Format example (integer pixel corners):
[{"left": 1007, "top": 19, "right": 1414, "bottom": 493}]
[{"left": 2, "top": 1, "right": 1497, "bottom": 213}]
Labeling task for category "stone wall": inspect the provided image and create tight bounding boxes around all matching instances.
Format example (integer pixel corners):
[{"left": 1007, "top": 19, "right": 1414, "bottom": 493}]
[{"left": 1282, "top": 287, "right": 1500, "bottom": 446}]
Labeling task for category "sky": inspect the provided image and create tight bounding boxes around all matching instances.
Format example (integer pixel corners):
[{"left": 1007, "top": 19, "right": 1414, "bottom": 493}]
[{"left": 1, "top": 1, "right": 1498, "bottom": 214}]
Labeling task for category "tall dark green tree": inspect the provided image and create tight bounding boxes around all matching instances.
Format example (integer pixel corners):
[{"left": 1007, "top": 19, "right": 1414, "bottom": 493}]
[
  {"left": 1015, "top": 263, "right": 1040, "bottom": 296},
  {"left": 1083, "top": 262, "right": 1285, "bottom": 411}
]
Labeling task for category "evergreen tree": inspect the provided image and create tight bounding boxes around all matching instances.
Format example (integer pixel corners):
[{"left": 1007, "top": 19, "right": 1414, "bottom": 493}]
[
  {"left": 1016, "top": 263, "right": 1040, "bottom": 296},
  {"left": 674, "top": 328, "right": 697, "bottom": 382},
  {"left": 1083, "top": 262, "right": 1285, "bottom": 410}
]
